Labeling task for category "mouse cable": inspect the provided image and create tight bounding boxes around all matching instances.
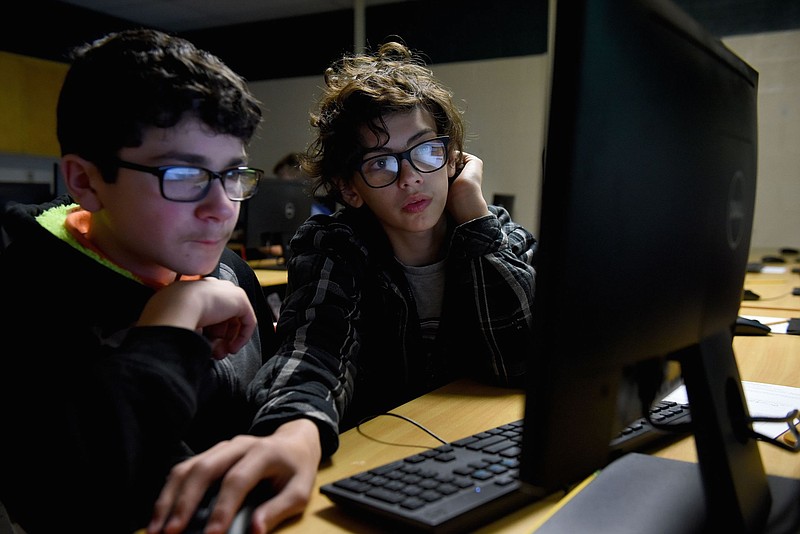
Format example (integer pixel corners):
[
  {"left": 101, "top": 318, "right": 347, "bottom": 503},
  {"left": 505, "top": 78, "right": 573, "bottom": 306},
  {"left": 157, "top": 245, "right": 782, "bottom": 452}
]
[
  {"left": 748, "top": 409, "right": 800, "bottom": 453},
  {"left": 754, "top": 290, "right": 796, "bottom": 302},
  {"left": 356, "top": 412, "right": 448, "bottom": 449}
]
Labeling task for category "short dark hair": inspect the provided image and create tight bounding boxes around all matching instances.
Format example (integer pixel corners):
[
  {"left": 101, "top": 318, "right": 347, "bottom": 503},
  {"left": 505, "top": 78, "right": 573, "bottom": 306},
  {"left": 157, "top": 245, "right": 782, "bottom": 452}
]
[{"left": 57, "top": 29, "right": 263, "bottom": 181}]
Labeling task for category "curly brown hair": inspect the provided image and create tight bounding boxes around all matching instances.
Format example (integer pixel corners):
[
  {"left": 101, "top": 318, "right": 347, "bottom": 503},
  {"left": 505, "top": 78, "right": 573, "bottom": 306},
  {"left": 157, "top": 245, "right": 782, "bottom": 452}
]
[{"left": 304, "top": 40, "right": 465, "bottom": 201}]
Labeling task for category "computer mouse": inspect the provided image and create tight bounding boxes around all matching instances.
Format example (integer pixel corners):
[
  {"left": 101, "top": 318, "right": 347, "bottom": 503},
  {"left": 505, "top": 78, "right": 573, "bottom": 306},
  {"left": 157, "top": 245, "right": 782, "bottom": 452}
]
[
  {"left": 227, "top": 505, "right": 254, "bottom": 534},
  {"left": 185, "top": 481, "right": 272, "bottom": 534},
  {"left": 734, "top": 316, "right": 771, "bottom": 336},
  {"left": 742, "top": 289, "right": 760, "bottom": 301},
  {"left": 761, "top": 255, "right": 786, "bottom": 264}
]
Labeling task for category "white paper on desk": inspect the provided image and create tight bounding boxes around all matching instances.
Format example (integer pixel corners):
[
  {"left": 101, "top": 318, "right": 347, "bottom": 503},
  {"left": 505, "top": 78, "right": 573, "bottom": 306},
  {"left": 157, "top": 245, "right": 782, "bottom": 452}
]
[
  {"left": 760, "top": 266, "right": 787, "bottom": 274},
  {"left": 662, "top": 382, "right": 800, "bottom": 439}
]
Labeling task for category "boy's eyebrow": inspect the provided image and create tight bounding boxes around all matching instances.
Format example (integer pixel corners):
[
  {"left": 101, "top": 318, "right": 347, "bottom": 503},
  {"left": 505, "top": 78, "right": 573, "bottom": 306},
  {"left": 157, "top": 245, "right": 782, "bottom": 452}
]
[
  {"left": 153, "top": 151, "right": 247, "bottom": 169},
  {"left": 362, "top": 129, "right": 437, "bottom": 155}
]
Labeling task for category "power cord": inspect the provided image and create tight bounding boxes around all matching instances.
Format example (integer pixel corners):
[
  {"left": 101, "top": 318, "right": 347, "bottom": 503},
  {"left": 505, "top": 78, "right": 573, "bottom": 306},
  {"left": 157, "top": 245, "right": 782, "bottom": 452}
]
[
  {"left": 355, "top": 405, "right": 799, "bottom": 455},
  {"left": 749, "top": 409, "right": 800, "bottom": 452},
  {"left": 356, "top": 412, "right": 447, "bottom": 449}
]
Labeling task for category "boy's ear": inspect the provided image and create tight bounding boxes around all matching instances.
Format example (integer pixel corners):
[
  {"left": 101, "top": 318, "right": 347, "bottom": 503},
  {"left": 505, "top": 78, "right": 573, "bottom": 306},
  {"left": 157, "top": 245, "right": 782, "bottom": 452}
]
[
  {"left": 447, "top": 159, "right": 457, "bottom": 182},
  {"left": 60, "top": 155, "right": 104, "bottom": 212},
  {"left": 337, "top": 181, "right": 364, "bottom": 208},
  {"left": 447, "top": 151, "right": 462, "bottom": 183}
]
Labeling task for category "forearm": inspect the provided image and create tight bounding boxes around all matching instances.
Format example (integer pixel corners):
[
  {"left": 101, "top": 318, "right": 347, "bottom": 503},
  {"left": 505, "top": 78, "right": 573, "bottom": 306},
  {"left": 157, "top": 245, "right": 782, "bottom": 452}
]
[
  {"left": 249, "top": 333, "right": 351, "bottom": 458},
  {"left": 450, "top": 211, "right": 537, "bottom": 384}
]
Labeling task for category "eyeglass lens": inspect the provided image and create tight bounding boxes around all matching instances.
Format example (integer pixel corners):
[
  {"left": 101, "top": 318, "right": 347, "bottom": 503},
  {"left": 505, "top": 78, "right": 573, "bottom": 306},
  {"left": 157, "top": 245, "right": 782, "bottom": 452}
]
[
  {"left": 162, "top": 167, "right": 260, "bottom": 201},
  {"left": 360, "top": 137, "right": 448, "bottom": 187}
]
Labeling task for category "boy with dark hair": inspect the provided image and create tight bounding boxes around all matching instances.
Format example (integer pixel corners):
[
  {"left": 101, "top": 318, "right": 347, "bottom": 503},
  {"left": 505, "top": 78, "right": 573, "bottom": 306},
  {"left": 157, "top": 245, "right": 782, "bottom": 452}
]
[{"left": 0, "top": 29, "right": 332, "bottom": 534}]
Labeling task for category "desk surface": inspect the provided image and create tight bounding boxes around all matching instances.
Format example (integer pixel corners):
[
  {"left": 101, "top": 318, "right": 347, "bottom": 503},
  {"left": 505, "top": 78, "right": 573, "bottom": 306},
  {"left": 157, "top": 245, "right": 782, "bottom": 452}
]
[
  {"left": 279, "top": 315, "right": 800, "bottom": 533},
  {"left": 741, "top": 268, "right": 800, "bottom": 313},
  {"left": 252, "top": 268, "right": 288, "bottom": 288},
  {"left": 744, "top": 248, "right": 800, "bottom": 312},
  {"left": 246, "top": 258, "right": 289, "bottom": 288},
  {"left": 247, "top": 248, "right": 800, "bottom": 301}
]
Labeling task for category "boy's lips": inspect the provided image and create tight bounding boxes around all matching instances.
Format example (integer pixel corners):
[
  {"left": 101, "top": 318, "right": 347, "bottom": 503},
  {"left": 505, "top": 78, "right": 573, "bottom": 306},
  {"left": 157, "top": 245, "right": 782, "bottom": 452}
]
[
  {"left": 192, "top": 235, "right": 230, "bottom": 246},
  {"left": 402, "top": 195, "right": 431, "bottom": 213}
]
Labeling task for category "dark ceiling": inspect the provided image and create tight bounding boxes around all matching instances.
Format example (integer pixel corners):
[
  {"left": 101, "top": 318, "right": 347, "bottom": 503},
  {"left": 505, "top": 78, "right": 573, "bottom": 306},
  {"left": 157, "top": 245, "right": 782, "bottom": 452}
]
[{"left": 1, "top": 0, "right": 798, "bottom": 81}]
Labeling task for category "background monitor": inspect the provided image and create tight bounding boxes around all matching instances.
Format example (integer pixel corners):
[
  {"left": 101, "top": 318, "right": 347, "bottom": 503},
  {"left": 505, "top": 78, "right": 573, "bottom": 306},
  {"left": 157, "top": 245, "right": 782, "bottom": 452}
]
[
  {"left": 242, "top": 179, "right": 314, "bottom": 260},
  {"left": 491, "top": 193, "right": 515, "bottom": 218},
  {"left": 520, "top": 0, "right": 764, "bottom": 529},
  {"left": 0, "top": 181, "right": 54, "bottom": 251},
  {"left": 53, "top": 162, "right": 69, "bottom": 198}
]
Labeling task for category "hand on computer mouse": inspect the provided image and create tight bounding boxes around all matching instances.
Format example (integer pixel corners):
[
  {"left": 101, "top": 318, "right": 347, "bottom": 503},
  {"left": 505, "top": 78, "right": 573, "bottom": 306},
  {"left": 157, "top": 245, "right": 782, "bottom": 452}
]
[{"left": 148, "top": 419, "right": 320, "bottom": 534}]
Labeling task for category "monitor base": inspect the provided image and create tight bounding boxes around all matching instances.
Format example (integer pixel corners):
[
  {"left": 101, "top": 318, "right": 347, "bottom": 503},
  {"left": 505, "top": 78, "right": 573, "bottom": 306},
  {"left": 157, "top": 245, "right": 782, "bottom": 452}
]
[{"left": 535, "top": 453, "right": 800, "bottom": 534}]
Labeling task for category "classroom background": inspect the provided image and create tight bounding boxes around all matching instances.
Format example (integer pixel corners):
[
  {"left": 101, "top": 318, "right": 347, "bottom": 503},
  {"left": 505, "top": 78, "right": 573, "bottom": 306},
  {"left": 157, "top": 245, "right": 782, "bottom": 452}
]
[{"left": 1, "top": 0, "right": 798, "bottom": 249}]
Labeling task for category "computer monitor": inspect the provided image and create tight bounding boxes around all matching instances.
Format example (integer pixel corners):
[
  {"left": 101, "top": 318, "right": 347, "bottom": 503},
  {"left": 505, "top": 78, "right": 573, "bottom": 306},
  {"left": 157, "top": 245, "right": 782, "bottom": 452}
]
[
  {"left": 520, "top": 0, "right": 764, "bottom": 529},
  {"left": 242, "top": 179, "right": 314, "bottom": 260},
  {"left": 1, "top": 181, "right": 55, "bottom": 251},
  {"left": 53, "top": 162, "right": 69, "bottom": 198}
]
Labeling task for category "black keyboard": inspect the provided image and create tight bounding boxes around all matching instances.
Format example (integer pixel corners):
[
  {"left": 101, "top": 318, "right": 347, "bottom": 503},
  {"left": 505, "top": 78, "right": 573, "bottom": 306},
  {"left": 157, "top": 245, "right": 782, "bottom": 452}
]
[
  {"left": 321, "top": 420, "right": 533, "bottom": 533},
  {"left": 609, "top": 398, "right": 692, "bottom": 456},
  {"left": 320, "top": 401, "right": 692, "bottom": 533}
]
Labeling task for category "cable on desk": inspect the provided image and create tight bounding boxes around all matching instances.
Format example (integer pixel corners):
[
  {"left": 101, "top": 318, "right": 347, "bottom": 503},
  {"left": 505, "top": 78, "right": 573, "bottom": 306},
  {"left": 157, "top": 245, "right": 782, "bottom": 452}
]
[
  {"left": 753, "top": 290, "right": 798, "bottom": 301},
  {"left": 749, "top": 409, "right": 800, "bottom": 452},
  {"left": 356, "top": 412, "right": 448, "bottom": 449}
]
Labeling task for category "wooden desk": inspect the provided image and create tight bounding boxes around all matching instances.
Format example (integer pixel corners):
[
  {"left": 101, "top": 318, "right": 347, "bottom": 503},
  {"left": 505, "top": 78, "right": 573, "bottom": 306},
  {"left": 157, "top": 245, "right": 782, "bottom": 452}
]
[
  {"left": 743, "top": 248, "right": 800, "bottom": 313},
  {"left": 741, "top": 269, "right": 800, "bottom": 313},
  {"left": 246, "top": 258, "right": 289, "bottom": 289},
  {"left": 252, "top": 268, "right": 288, "bottom": 289},
  {"left": 279, "top": 326, "right": 800, "bottom": 533},
  {"left": 248, "top": 258, "right": 286, "bottom": 269}
]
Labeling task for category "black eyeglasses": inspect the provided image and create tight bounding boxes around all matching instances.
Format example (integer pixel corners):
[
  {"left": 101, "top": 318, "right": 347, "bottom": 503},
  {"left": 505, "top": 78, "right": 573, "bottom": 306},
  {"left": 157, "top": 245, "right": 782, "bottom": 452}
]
[
  {"left": 357, "top": 136, "right": 450, "bottom": 188},
  {"left": 114, "top": 159, "right": 263, "bottom": 202}
]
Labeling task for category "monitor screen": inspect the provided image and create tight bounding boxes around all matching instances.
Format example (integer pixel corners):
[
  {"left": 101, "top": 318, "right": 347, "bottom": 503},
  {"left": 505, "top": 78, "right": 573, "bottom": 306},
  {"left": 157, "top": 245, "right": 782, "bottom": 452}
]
[
  {"left": 53, "top": 162, "right": 69, "bottom": 198},
  {"left": 1, "top": 181, "right": 55, "bottom": 250},
  {"left": 520, "top": 0, "right": 763, "bottom": 528},
  {"left": 242, "top": 179, "right": 314, "bottom": 257}
]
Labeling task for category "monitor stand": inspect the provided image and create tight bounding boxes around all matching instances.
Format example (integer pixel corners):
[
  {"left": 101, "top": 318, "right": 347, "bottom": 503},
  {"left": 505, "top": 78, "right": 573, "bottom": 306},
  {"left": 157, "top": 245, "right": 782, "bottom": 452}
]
[
  {"left": 679, "top": 330, "right": 772, "bottom": 531},
  {"left": 534, "top": 452, "right": 800, "bottom": 534}
]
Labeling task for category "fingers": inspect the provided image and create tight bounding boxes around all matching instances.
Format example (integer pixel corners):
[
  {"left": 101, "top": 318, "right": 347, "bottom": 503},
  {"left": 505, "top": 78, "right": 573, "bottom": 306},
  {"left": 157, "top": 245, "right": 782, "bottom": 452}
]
[
  {"left": 148, "top": 422, "right": 321, "bottom": 534},
  {"left": 217, "top": 442, "right": 315, "bottom": 534},
  {"left": 202, "top": 441, "right": 267, "bottom": 533},
  {"left": 147, "top": 459, "right": 213, "bottom": 534},
  {"left": 207, "top": 422, "right": 321, "bottom": 533},
  {"left": 138, "top": 278, "right": 257, "bottom": 357},
  {"left": 204, "top": 314, "right": 255, "bottom": 358},
  {"left": 446, "top": 152, "right": 489, "bottom": 223},
  {"left": 250, "top": 480, "right": 312, "bottom": 534},
  {"left": 202, "top": 440, "right": 287, "bottom": 534},
  {"left": 246, "top": 419, "right": 321, "bottom": 532},
  {"left": 449, "top": 152, "right": 483, "bottom": 185},
  {"left": 148, "top": 438, "right": 251, "bottom": 534}
]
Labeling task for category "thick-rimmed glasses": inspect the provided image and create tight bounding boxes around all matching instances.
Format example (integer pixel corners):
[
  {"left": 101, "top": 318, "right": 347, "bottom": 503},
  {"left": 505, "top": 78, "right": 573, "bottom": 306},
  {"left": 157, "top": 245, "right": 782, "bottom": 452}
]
[
  {"left": 114, "top": 159, "right": 263, "bottom": 202},
  {"left": 357, "top": 136, "right": 450, "bottom": 188}
]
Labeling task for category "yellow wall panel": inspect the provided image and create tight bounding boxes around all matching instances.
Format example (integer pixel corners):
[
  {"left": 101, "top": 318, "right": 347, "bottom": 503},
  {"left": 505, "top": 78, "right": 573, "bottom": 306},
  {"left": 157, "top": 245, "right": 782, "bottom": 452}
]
[
  {"left": 0, "top": 52, "right": 68, "bottom": 157},
  {"left": 0, "top": 54, "right": 26, "bottom": 154}
]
